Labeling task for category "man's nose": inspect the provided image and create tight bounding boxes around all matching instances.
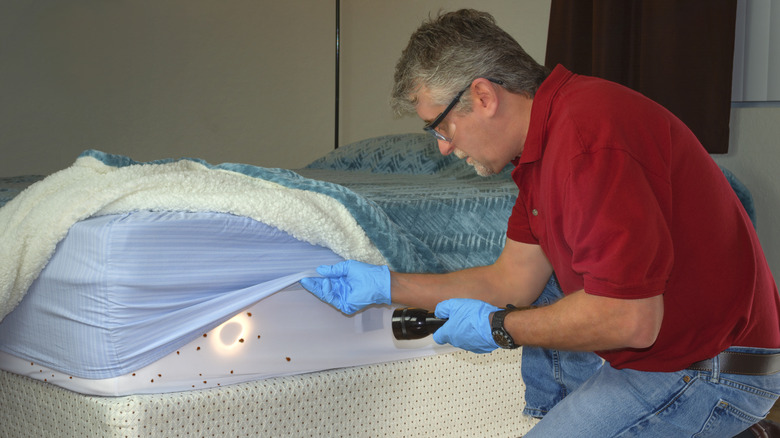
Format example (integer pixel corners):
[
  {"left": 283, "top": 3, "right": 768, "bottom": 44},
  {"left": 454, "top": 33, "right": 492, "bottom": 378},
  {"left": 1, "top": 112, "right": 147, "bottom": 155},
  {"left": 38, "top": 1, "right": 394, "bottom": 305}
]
[{"left": 438, "top": 139, "right": 455, "bottom": 156}]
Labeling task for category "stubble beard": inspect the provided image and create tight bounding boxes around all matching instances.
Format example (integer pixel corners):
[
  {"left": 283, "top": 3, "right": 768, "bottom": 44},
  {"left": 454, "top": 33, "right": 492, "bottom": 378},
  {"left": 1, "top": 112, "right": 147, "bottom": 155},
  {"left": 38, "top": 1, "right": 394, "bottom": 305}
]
[{"left": 454, "top": 149, "right": 496, "bottom": 177}]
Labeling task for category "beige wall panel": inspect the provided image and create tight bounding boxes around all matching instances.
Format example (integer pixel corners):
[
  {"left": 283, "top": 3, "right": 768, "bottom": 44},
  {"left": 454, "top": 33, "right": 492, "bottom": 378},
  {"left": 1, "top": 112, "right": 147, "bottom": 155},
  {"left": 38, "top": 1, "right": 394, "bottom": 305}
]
[{"left": 0, "top": 1, "right": 334, "bottom": 175}]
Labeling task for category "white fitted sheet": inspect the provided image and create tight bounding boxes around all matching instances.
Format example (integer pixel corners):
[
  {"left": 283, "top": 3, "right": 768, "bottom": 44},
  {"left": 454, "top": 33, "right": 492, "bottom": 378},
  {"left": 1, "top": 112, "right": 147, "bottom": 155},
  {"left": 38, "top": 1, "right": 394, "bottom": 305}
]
[{"left": 0, "top": 211, "right": 453, "bottom": 395}]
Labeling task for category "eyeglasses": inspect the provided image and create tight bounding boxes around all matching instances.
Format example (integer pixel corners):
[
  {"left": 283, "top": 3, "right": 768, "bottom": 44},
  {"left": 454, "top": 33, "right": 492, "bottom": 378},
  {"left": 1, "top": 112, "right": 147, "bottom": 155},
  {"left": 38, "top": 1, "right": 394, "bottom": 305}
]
[{"left": 423, "top": 77, "right": 504, "bottom": 142}]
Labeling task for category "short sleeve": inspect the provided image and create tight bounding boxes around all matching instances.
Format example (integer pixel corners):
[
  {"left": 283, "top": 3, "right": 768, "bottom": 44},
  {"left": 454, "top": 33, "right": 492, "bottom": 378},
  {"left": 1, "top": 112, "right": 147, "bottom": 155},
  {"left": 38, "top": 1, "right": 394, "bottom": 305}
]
[{"left": 506, "top": 194, "right": 537, "bottom": 244}]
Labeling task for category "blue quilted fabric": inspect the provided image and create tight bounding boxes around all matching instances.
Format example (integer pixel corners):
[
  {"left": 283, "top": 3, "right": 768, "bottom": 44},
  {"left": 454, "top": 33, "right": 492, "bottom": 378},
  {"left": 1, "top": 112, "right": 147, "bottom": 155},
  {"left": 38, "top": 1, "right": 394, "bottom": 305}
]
[
  {"left": 307, "top": 133, "right": 462, "bottom": 175},
  {"left": 300, "top": 133, "right": 518, "bottom": 272}
]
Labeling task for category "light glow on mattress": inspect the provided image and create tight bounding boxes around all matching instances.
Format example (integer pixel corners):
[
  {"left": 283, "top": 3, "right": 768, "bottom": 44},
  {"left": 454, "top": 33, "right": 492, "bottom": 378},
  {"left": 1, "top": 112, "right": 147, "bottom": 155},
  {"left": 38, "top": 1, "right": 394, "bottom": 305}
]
[{"left": 212, "top": 313, "right": 251, "bottom": 352}]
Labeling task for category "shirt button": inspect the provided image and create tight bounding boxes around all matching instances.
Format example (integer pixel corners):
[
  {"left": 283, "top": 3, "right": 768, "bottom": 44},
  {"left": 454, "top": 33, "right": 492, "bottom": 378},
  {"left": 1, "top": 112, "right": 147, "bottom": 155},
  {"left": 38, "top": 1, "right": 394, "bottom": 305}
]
[{"left": 532, "top": 209, "right": 539, "bottom": 216}]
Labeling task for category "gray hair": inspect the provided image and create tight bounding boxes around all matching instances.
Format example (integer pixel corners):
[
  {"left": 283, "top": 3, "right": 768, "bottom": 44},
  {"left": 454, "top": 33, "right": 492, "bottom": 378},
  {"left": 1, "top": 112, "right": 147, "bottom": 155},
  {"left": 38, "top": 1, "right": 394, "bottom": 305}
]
[{"left": 390, "top": 9, "right": 550, "bottom": 116}]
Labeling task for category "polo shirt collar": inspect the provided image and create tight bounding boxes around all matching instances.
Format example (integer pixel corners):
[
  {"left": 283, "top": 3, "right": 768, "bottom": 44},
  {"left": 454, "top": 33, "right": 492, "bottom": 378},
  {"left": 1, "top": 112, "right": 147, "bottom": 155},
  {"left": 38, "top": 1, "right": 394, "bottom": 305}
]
[{"left": 513, "top": 64, "right": 575, "bottom": 167}]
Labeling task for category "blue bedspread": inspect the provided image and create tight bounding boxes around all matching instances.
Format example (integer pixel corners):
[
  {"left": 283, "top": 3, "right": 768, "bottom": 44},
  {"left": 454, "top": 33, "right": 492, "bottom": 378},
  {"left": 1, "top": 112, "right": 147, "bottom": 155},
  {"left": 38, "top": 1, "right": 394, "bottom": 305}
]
[
  {"left": 299, "top": 134, "right": 517, "bottom": 272},
  {"left": 76, "top": 133, "right": 518, "bottom": 274}
]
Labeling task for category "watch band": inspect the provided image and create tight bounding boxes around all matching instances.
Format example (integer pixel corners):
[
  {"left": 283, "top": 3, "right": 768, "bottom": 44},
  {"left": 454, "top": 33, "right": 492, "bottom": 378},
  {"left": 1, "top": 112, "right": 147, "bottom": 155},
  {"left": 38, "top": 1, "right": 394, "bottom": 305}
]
[{"left": 491, "top": 304, "right": 532, "bottom": 349}]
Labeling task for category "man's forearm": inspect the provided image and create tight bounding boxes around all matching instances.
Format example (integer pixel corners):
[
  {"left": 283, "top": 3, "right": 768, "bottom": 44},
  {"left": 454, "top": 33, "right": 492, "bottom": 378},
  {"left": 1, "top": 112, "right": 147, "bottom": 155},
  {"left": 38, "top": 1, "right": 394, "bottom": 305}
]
[
  {"left": 503, "top": 290, "right": 664, "bottom": 351},
  {"left": 389, "top": 263, "right": 550, "bottom": 311},
  {"left": 389, "top": 240, "right": 554, "bottom": 311},
  {"left": 389, "top": 266, "right": 496, "bottom": 311}
]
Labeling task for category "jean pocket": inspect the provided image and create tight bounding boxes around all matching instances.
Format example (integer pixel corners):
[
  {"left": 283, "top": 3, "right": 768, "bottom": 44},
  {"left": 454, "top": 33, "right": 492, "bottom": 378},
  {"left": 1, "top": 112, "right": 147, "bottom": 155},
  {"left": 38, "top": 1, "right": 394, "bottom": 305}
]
[{"left": 693, "top": 399, "right": 764, "bottom": 438}]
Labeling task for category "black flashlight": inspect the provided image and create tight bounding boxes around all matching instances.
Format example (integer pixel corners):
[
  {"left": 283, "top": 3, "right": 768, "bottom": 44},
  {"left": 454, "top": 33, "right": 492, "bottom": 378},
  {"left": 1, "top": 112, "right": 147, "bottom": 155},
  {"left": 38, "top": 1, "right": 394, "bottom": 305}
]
[{"left": 391, "top": 307, "right": 447, "bottom": 340}]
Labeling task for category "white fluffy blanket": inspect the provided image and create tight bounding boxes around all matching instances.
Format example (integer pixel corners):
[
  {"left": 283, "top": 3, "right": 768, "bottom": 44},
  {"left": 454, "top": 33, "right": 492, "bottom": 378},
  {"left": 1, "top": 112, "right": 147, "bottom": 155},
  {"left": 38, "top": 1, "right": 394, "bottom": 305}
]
[{"left": 0, "top": 155, "right": 385, "bottom": 322}]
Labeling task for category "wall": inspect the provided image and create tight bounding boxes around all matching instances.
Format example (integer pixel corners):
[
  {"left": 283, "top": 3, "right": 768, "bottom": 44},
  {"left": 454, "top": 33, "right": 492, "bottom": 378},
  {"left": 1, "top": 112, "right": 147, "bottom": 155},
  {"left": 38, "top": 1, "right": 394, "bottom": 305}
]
[
  {"left": 0, "top": 0, "right": 546, "bottom": 173},
  {"left": 0, "top": 0, "right": 335, "bottom": 176},
  {"left": 712, "top": 106, "right": 780, "bottom": 279}
]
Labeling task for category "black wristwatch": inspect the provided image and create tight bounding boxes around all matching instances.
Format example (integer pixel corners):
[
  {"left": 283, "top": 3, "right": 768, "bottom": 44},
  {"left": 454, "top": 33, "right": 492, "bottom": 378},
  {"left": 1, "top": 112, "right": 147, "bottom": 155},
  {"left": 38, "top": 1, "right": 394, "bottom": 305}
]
[{"left": 491, "top": 304, "right": 528, "bottom": 349}]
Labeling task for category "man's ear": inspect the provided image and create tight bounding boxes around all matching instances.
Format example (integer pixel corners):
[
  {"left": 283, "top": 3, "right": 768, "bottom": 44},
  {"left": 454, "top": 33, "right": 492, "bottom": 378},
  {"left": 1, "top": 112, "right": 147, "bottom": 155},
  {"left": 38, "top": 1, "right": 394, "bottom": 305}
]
[{"left": 472, "top": 78, "right": 499, "bottom": 117}]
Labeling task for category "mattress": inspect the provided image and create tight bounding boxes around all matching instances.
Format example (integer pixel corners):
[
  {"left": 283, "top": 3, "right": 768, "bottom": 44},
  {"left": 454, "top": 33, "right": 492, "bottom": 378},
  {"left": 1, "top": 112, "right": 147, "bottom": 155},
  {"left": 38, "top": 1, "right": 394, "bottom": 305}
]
[{"left": 0, "top": 210, "right": 453, "bottom": 395}]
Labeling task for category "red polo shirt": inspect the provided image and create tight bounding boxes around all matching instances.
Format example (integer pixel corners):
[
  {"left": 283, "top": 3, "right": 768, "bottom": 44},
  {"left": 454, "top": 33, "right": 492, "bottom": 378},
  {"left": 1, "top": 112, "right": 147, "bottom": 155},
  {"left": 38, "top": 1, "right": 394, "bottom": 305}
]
[{"left": 507, "top": 65, "right": 780, "bottom": 371}]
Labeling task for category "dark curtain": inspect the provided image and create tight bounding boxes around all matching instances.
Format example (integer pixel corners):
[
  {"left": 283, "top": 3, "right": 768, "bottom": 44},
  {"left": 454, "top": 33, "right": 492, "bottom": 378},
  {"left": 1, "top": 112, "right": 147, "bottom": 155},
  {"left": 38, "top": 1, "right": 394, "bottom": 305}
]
[{"left": 545, "top": 0, "right": 737, "bottom": 154}]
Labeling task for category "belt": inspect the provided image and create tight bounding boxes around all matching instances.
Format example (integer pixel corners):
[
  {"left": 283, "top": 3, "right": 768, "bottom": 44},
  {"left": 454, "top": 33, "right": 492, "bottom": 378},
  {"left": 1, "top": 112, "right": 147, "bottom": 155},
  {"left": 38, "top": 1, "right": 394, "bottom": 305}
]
[{"left": 687, "top": 351, "right": 780, "bottom": 376}]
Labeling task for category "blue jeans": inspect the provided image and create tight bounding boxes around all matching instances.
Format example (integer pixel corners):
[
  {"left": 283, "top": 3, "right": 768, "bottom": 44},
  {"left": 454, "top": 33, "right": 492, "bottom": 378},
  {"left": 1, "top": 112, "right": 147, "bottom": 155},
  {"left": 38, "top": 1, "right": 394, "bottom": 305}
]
[
  {"left": 521, "top": 276, "right": 604, "bottom": 418},
  {"left": 525, "top": 347, "right": 780, "bottom": 437},
  {"left": 520, "top": 278, "right": 780, "bottom": 435}
]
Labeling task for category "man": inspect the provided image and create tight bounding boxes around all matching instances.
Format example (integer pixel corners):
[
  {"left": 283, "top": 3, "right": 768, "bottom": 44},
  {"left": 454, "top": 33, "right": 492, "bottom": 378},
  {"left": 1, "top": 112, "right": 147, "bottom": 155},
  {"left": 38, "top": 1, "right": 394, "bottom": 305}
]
[{"left": 301, "top": 9, "right": 780, "bottom": 437}]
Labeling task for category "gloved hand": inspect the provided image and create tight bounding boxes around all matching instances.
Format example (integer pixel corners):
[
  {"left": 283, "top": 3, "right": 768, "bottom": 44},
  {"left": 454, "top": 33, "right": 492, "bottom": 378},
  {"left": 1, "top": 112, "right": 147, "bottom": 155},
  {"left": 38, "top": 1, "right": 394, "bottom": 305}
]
[
  {"left": 300, "top": 260, "right": 391, "bottom": 314},
  {"left": 432, "top": 298, "right": 501, "bottom": 354}
]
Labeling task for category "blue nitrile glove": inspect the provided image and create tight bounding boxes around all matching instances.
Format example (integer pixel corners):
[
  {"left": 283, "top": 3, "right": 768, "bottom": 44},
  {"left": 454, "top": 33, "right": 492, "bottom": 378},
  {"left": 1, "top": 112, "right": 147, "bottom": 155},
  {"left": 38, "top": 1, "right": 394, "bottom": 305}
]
[
  {"left": 299, "top": 260, "right": 391, "bottom": 314},
  {"left": 432, "top": 298, "right": 501, "bottom": 354}
]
